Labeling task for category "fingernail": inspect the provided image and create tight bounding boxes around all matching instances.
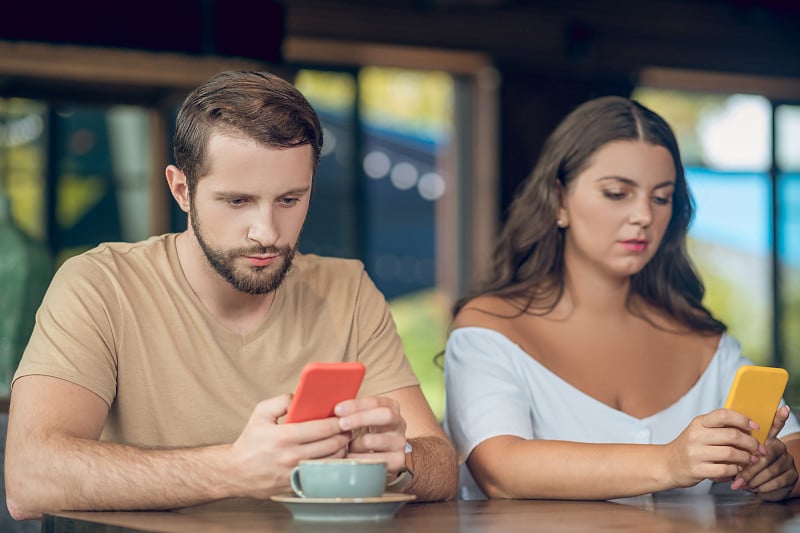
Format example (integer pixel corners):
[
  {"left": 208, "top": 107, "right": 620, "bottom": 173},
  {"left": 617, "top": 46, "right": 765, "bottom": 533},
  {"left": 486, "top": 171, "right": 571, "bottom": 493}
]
[
  {"left": 749, "top": 420, "right": 760, "bottom": 430},
  {"left": 759, "top": 445, "right": 768, "bottom": 455},
  {"left": 339, "top": 418, "right": 351, "bottom": 430},
  {"left": 731, "top": 477, "right": 744, "bottom": 490},
  {"left": 334, "top": 404, "right": 347, "bottom": 416},
  {"left": 750, "top": 455, "right": 759, "bottom": 463}
]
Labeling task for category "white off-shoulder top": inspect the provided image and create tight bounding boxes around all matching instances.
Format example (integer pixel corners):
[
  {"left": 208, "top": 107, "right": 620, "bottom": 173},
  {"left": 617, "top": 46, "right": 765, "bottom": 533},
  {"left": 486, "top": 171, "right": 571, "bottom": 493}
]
[{"left": 444, "top": 328, "right": 800, "bottom": 500}]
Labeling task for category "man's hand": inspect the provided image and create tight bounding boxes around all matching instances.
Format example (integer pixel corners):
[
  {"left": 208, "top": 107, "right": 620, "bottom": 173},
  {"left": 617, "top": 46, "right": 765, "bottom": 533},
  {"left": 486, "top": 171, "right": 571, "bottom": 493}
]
[
  {"left": 228, "top": 394, "right": 351, "bottom": 499},
  {"left": 734, "top": 405, "right": 799, "bottom": 501},
  {"left": 334, "top": 396, "right": 408, "bottom": 475}
]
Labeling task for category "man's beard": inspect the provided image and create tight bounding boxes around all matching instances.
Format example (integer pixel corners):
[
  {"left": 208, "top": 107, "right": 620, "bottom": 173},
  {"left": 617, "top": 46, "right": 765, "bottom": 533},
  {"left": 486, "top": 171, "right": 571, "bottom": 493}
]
[{"left": 190, "top": 205, "right": 297, "bottom": 295}]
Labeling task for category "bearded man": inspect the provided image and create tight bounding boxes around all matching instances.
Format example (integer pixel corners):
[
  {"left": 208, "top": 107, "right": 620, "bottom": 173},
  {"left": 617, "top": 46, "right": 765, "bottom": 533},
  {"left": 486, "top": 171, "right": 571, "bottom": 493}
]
[{"left": 6, "top": 71, "right": 457, "bottom": 521}]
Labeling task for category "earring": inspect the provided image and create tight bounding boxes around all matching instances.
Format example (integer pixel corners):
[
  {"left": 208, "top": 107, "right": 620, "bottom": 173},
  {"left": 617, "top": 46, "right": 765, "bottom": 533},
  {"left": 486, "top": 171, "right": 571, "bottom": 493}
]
[{"left": 557, "top": 219, "right": 566, "bottom": 228}]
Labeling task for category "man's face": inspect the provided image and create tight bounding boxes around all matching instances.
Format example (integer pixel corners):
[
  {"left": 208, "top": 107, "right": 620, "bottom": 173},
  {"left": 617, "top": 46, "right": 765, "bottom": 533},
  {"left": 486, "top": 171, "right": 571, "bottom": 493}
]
[{"left": 188, "top": 133, "right": 313, "bottom": 295}]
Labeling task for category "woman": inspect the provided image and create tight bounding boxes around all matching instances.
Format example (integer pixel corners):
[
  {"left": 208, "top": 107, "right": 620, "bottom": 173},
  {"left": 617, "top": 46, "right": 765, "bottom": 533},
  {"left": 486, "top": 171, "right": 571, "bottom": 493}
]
[{"left": 444, "top": 96, "right": 800, "bottom": 501}]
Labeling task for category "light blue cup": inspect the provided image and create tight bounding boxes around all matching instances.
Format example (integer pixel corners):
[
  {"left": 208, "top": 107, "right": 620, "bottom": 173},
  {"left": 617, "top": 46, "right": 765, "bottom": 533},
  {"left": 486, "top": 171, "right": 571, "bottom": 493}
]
[{"left": 290, "top": 458, "right": 387, "bottom": 499}]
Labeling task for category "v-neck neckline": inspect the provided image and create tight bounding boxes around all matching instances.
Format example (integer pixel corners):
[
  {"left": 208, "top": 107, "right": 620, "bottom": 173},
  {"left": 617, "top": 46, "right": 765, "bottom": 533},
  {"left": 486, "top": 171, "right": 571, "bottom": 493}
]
[{"left": 165, "top": 233, "right": 287, "bottom": 346}]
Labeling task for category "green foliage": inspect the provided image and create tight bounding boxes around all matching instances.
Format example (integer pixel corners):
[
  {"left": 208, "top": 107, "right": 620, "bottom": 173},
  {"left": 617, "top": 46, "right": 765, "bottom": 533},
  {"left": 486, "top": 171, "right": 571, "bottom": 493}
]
[
  {"left": 388, "top": 288, "right": 450, "bottom": 421},
  {"left": 689, "top": 239, "right": 770, "bottom": 363}
]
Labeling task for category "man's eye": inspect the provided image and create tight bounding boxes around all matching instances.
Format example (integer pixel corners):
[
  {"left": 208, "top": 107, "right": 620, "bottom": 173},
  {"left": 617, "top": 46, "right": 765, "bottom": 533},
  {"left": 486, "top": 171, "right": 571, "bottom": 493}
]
[
  {"left": 280, "top": 197, "right": 299, "bottom": 206},
  {"left": 228, "top": 198, "right": 248, "bottom": 207}
]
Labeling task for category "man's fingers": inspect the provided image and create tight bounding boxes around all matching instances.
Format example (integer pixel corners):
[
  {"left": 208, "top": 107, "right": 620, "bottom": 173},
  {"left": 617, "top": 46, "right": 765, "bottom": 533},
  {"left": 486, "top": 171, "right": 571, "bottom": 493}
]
[
  {"left": 253, "top": 394, "right": 293, "bottom": 423},
  {"left": 335, "top": 396, "right": 398, "bottom": 416}
]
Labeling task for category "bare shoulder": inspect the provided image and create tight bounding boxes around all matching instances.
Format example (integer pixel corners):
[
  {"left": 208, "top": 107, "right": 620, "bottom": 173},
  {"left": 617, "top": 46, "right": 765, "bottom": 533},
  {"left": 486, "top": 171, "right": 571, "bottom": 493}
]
[{"left": 452, "top": 295, "right": 522, "bottom": 332}]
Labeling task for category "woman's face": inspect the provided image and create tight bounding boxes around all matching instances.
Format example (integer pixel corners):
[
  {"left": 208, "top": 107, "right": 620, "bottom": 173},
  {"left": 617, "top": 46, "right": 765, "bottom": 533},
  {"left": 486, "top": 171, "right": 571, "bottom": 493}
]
[{"left": 558, "top": 139, "right": 676, "bottom": 280}]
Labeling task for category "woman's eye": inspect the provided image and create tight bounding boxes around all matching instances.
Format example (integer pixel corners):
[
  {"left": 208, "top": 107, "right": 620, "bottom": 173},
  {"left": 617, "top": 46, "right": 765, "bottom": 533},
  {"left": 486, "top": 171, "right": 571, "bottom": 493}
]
[
  {"left": 603, "top": 190, "right": 626, "bottom": 200},
  {"left": 653, "top": 196, "right": 672, "bottom": 206}
]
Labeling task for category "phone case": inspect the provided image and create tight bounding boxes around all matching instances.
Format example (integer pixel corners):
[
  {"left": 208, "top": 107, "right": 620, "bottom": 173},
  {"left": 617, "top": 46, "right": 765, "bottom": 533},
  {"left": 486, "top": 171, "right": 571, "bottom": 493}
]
[
  {"left": 724, "top": 365, "right": 789, "bottom": 444},
  {"left": 284, "top": 362, "right": 366, "bottom": 423}
]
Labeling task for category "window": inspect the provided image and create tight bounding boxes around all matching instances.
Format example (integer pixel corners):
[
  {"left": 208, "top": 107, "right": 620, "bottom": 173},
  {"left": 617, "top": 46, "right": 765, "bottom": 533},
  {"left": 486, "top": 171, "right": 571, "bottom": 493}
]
[
  {"left": 777, "top": 104, "right": 800, "bottom": 394},
  {"left": 296, "top": 67, "right": 457, "bottom": 418},
  {"left": 633, "top": 87, "right": 800, "bottom": 404}
]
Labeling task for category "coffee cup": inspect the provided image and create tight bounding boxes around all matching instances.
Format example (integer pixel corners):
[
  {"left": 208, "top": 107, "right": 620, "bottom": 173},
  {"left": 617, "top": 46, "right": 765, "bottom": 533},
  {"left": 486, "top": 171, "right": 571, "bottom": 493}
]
[{"left": 290, "top": 458, "right": 387, "bottom": 499}]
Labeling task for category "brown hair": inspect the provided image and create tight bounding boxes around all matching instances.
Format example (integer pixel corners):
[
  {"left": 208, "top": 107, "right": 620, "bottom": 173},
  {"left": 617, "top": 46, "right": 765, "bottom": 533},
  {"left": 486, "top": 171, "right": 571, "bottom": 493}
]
[
  {"left": 456, "top": 95, "right": 725, "bottom": 334},
  {"left": 173, "top": 70, "right": 323, "bottom": 194}
]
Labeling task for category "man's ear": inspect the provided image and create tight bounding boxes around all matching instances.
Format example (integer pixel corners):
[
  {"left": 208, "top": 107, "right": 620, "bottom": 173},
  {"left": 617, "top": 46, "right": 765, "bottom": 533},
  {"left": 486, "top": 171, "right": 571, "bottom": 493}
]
[{"left": 166, "top": 165, "right": 190, "bottom": 214}]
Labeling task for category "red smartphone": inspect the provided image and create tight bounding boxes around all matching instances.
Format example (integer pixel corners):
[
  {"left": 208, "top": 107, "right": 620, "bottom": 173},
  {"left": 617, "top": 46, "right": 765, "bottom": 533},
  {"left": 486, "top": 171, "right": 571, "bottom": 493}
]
[{"left": 284, "top": 362, "right": 366, "bottom": 423}]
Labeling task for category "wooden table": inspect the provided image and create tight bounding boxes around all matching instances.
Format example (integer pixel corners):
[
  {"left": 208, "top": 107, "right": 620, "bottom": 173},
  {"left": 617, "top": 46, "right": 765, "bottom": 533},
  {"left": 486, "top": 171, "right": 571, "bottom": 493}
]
[{"left": 42, "top": 493, "right": 800, "bottom": 532}]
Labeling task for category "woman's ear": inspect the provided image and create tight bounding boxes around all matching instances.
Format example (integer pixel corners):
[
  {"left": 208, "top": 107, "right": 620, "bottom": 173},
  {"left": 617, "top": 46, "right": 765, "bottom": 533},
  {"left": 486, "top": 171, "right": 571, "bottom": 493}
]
[
  {"left": 555, "top": 180, "right": 568, "bottom": 228},
  {"left": 165, "top": 165, "right": 191, "bottom": 214}
]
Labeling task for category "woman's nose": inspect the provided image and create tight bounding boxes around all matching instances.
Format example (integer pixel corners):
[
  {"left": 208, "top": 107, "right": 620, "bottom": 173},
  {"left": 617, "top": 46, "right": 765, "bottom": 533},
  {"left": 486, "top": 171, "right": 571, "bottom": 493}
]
[{"left": 629, "top": 199, "right": 653, "bottom": 227}]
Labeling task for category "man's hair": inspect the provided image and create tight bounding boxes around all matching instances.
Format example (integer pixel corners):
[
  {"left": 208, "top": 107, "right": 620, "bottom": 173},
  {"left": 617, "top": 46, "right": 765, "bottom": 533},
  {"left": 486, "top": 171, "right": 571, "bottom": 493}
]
[
  {"left": 455, "top": 95, "right": 725, "bottom": 335},
  {"left": 173, "top": 70, "right": 323, "bottom": 194}
]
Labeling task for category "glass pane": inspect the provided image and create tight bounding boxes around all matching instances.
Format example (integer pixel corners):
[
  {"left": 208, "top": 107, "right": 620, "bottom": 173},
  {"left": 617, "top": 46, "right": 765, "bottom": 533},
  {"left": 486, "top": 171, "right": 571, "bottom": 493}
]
[
  {"left": 360, "top": 67, "right": 453, "bottom": 419},
  {"left": 1, "top": 97, "right": 47, "bottom": 240},
  {"left": 777, "top": 105, "right": 800, "bottom": 171},
  {"left": 632, "top": 88, "right": 770, "bottom": 172},
  {"left": 295, "top": 70, "right": 359, "bottom": 258},
  {"left": 778, "top": 105, "right": 800, "bottom": 402},
  {"left": 107, "top": 106, "right": 153, "bottom": 243},
  {"left": 634, "top": 87, "right": 774, "bottom": 366},
  {"left": 780, "top": 172, "right": 800, "bottom": 404},
  {"left": 0, "top": 98, "right": 51, "bottom": 394},
  {"left": 296, "top": 68, "right": 454, "bottom": 419},
  {"left": 55, "top": 105, "right": 152, "bottom": 263},
  {"left": 686, "top": 169, "right": 772, "bottom": 363}
]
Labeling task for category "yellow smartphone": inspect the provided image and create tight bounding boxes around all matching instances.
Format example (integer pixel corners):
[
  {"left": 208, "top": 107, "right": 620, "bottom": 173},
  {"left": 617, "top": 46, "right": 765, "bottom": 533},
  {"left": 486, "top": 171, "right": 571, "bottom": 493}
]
[{"left": 724, "top": 365, "right": 789, "bottom": 444}]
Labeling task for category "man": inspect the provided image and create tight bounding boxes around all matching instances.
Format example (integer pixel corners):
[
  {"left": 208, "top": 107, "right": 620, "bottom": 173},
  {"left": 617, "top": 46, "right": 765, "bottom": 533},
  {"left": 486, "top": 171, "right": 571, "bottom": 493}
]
[{"left": 5, "top": 71, "right": 457, "bottom": 520}]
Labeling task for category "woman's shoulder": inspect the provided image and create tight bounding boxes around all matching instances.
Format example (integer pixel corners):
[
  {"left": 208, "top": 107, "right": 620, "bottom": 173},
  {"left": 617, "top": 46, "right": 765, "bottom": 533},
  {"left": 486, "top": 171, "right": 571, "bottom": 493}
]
[{"left": 452, "top": 295, "right": 522, "bottom": 330}]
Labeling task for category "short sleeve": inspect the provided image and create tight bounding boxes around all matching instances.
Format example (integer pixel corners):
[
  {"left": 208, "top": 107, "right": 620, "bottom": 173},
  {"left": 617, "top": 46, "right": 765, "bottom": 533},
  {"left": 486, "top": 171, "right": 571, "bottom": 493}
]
[
  {"left": 13, "top": 254, "right": 119, "bottom": 405},
  {"left": 351, "top": 268, "right": 418, "bottom": 398},
  {"left": 444, "top": 328, "right": 534, "bottom": 463}
]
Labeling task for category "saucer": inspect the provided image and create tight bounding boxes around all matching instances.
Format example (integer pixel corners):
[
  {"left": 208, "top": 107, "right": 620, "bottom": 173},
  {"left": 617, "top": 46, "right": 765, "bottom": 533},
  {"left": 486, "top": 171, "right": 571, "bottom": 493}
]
[{"left": 270, "top": 493, "right": 416, "bottom": 522}]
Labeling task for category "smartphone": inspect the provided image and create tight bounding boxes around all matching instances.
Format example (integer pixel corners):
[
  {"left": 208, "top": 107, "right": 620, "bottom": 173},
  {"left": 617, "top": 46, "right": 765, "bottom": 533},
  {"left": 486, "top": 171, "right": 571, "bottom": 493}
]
[
  {"left": 284, "top": 362, "right": 366, "bottom": 423},
  {"left": 724, "top": 365, "right": 789, "bottom": 444}
]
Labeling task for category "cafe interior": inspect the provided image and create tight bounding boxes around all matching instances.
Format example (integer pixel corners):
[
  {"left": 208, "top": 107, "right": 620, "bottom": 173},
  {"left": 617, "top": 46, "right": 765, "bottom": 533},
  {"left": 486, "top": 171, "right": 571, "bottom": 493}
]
[{"left": 1, "top": 0, "right": 800, "bottom": 530}]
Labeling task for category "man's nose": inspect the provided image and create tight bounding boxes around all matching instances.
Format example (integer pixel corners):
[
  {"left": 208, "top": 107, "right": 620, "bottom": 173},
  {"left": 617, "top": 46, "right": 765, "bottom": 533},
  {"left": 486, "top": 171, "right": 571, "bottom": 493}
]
[{"left": 247, "top": 209, "right": 279, "bottom": 247}]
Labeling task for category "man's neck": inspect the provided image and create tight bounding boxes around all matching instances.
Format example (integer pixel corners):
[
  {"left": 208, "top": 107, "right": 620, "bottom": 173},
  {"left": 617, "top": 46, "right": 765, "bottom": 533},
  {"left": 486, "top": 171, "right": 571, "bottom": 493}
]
[{"left": 175, "top": 231, "right": 276, "bottom": 335}]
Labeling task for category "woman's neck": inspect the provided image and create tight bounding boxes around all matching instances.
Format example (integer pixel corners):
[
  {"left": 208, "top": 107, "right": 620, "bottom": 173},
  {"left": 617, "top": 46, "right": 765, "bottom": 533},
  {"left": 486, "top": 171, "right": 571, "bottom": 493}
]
[{"left": 558, "top": 261, "right": 634, "bottom": 319}]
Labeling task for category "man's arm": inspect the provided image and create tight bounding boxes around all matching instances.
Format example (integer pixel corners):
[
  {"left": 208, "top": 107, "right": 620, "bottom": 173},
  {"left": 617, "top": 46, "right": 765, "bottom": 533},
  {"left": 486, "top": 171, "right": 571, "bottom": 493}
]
[
  {"left": 385, "top": 385, "right": 458, "bottom": 502},
  {"left": 5, "top": 375, "right": 350, "bottom": 520},
  {"left": 335, "top": 385, "right": 458, "bottom": 502}
]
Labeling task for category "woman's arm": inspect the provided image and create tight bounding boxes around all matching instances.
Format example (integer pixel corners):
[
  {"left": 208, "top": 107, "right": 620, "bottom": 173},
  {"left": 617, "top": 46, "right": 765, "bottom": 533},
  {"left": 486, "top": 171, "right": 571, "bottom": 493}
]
[{"left": 468, "top": 408, "right": 761, "bottom": 500}]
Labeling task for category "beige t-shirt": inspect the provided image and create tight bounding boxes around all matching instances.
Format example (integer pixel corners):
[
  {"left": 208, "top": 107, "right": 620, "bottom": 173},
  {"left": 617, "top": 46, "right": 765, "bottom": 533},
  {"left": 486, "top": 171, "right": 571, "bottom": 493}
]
[{"left": 14, "top": 234, "right": 418, "bottom": 448}]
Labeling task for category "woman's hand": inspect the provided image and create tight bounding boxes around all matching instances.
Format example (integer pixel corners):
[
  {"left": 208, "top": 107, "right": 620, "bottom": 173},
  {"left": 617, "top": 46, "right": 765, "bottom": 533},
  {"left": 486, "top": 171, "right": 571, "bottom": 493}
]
[
  {"left": 734, "top": 405, "right": 798, "bottom": 501},
  {"left": 664, "top": 409, "right": 761, "bottom": 488}
]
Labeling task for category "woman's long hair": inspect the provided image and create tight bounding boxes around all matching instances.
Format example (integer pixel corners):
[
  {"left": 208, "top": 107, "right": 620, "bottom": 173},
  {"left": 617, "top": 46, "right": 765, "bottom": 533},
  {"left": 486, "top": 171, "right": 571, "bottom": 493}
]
[{"left": 455, "top": 96, "right": 725, "bottom": 335}]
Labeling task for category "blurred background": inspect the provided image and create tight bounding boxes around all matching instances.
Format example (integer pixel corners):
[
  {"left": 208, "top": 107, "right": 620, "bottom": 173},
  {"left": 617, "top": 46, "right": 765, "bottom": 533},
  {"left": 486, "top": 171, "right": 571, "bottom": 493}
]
[{"left": 1, "top": 0, "right": 800, "bottom": 424}]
